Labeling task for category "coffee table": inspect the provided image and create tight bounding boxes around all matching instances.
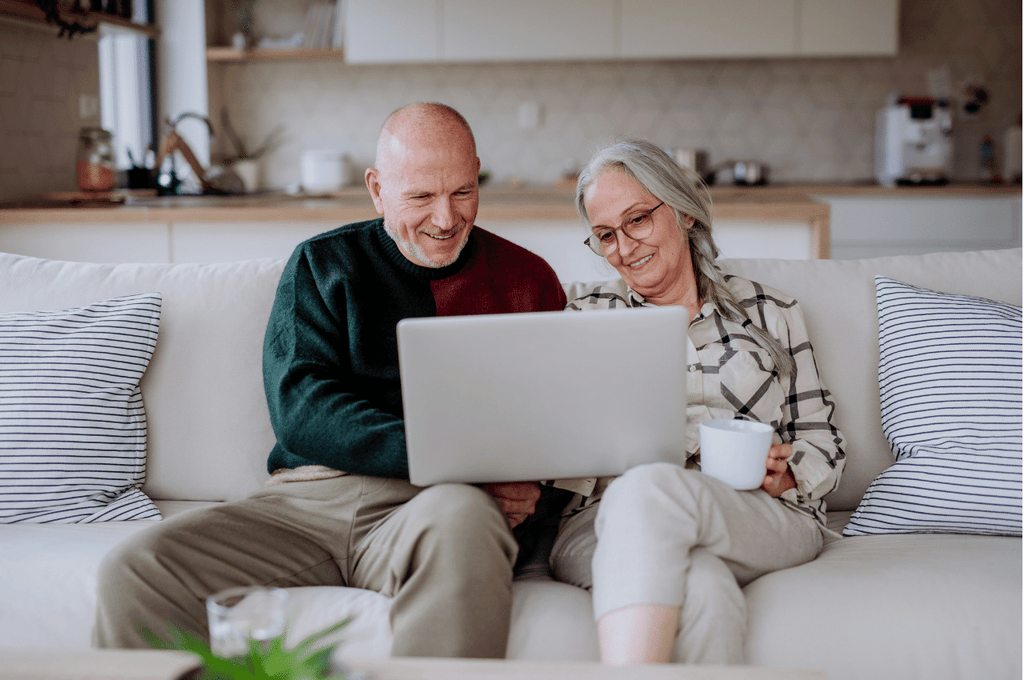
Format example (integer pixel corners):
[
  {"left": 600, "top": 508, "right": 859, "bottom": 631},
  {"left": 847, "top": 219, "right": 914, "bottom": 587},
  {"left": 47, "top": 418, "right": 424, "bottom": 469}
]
[
  {"left": 0, "top": 651, "right": 826, "bottom": 680},
  {"left": 347, "top": 657, "right": 826, "bottom": 679}
]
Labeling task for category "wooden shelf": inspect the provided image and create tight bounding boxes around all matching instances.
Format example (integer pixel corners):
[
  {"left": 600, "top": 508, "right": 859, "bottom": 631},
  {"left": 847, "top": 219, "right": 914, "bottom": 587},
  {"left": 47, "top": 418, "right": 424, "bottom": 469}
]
[
  {"left": 0, "top": 0, "right": 158, "bottom": 38},
  {"left": 207, "top": 46, "right": 346, "bottom": 62}
]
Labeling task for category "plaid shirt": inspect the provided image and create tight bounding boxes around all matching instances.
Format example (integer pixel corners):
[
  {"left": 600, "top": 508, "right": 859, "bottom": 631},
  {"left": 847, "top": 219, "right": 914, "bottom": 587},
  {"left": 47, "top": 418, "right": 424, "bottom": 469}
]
[{"left": 552, "top": 275, "right": 846, "bottom": 526}]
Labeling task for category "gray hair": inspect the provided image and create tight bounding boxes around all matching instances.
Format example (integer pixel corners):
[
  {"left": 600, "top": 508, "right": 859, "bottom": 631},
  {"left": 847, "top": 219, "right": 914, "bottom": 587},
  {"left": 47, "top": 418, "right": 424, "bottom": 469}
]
[{"left": 575, "top": 139, "right": 795, "bottom": 378}]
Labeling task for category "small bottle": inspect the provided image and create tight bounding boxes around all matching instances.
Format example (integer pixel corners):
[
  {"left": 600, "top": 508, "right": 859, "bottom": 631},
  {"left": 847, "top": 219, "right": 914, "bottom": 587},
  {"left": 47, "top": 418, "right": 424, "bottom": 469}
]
[{"left": 76, "top": 127, "right": 117, "bottom": 192}]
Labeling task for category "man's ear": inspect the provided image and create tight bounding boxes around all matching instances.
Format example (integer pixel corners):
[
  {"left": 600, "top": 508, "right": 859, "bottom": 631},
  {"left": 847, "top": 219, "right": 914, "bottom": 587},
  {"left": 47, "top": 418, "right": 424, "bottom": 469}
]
[{"left": 365, "top": 167, "right": 385, "bottom": 215}]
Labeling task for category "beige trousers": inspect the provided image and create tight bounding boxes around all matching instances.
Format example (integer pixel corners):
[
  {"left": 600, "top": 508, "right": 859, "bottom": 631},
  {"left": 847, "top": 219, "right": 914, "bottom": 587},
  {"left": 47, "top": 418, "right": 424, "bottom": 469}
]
[
  {"left": 550, "top": 462, "right": 824, "bottom": 664},
  {"left": 95, "top": 476, "right": 519, "bottom": 658}
]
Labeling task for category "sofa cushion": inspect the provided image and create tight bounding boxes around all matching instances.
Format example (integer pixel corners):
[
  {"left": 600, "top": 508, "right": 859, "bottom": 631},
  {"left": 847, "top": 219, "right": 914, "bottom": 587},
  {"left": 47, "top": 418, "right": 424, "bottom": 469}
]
[
  {"left": 0, "top": 500, "right": 218, "bottom": 649},
  {"left": 0, "top": 253, "right": 287, "bottom": 502},
  {"left": 844, "top": 278, "right": 1022, "bottom": 536},
  {"left": 744, "top": 534, "right": 1023, "bottom": 680},
  {"left": 0, "top": 294, "right": 162, "bottom": 523},
  {"left": 720, "top": 249, "right": 1023, "bottom": 510}
]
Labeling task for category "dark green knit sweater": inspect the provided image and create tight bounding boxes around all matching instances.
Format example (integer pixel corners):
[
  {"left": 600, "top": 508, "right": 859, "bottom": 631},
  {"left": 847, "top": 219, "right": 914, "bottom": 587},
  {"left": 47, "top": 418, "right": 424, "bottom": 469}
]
[{"left": 263, "top": 218, "right": 566, "bottom": 479}]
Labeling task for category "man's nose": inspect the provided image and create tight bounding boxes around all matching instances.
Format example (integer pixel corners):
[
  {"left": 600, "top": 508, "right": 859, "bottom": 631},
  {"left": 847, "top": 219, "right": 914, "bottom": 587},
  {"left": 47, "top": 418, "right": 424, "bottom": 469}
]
[{"left": 433, "top": 197, "right": 458, "bottom": 229}]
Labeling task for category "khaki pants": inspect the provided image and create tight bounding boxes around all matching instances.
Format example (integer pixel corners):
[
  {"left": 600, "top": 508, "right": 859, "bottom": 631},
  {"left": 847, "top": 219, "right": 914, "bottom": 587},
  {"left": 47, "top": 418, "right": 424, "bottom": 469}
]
[
  {"left": 95, "top": 476, "right": 518, "bottom": 658},
  {"left": 550, "top": 463, "right": 824, "bottom": 664}
]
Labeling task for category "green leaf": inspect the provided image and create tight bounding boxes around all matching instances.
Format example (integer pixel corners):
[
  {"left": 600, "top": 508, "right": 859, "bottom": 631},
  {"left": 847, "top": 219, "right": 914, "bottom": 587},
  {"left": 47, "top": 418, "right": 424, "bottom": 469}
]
[{"left": 145, "top": 617, "right": 352, "bottom": 680}]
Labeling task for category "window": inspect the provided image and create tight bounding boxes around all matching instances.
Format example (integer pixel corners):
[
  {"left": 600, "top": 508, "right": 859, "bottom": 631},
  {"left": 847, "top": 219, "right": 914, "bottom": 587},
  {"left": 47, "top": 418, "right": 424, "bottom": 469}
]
[{"left": 97, "top": 2, "right": 155, "bottom": 170}]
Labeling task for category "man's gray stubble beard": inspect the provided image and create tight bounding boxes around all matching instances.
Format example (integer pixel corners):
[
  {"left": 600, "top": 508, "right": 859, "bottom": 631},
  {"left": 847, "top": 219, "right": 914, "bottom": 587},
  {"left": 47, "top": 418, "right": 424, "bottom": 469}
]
[{"left": 383, "top": 219, "right": 471, "bottom": 268}]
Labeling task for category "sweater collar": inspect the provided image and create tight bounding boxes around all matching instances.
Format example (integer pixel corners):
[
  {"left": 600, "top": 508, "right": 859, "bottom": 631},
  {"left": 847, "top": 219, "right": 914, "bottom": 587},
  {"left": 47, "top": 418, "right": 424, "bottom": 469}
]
[{"left": 374, "top": 220, "right": 474, "bottom": 280}]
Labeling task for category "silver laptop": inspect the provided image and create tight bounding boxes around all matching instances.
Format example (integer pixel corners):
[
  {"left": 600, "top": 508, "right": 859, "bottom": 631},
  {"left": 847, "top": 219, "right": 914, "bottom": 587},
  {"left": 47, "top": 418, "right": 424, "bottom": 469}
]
[{"left": 396, "top": 307, "right": 689, "bottom": 486}]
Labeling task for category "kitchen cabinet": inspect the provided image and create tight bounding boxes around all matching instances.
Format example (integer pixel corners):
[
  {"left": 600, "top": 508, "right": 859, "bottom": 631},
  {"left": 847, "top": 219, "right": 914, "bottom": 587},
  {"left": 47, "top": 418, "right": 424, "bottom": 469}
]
[
  {"left": 798, "top": 0, "right": 898, "bottom": 56},
  {"left": 810, "top": 193, "right": 1022, "bottom": 260},
  {"left": 619, "top": 0, "right": 796, "bottom": 59},
  {"left": 0, "top": 222, "right": 169, "bottom": 264},
  {"left": 344, "top": 0, "right": 441, "bottom": 64},
  {"left": 335, "top": 0, "right": 897, "bottom": 65},
  {"left": 441, "top": 0, "right": 615, "bottom": 62}
]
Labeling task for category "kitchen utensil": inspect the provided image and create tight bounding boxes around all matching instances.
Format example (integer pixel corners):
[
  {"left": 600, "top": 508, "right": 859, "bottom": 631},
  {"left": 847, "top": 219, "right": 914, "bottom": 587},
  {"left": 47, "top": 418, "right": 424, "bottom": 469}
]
[{"left": 705, "top": 161, "right": 769, "bottom": 186}]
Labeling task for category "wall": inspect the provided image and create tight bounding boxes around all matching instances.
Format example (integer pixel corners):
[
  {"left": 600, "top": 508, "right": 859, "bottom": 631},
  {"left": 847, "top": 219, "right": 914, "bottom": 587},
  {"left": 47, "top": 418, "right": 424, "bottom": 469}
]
[
  {"left": 0, "top": 20, "right": 100, "bottom": 203},
  {"left": 208, "top": 0, "right": 1022, "bottom": 190}
]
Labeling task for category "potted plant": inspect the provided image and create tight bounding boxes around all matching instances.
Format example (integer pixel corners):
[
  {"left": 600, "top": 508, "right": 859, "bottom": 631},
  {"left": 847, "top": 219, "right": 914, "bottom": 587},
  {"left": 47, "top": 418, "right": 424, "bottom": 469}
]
[{"left": 146, "top": 617, "right": 355, "bottom": 680}]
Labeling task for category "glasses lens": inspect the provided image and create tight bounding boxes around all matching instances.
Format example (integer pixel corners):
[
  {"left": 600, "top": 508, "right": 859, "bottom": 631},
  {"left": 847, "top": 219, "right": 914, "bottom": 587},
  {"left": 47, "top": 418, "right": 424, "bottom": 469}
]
[
  {"left": 622, "top": 210, "right": 657, "bottom": 242},
  {"left": 586, "top": 230, "right": 616, "bottom": 256}
]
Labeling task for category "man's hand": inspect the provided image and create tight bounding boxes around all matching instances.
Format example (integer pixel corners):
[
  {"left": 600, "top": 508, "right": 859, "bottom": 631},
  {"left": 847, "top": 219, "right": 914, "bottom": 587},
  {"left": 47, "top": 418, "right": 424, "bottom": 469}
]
[
  {"left": 481, "top": 482, "right": 541, "bottom": 528},
  {"left": 761, "top": 444, "right": 797, "bottom": 498}
]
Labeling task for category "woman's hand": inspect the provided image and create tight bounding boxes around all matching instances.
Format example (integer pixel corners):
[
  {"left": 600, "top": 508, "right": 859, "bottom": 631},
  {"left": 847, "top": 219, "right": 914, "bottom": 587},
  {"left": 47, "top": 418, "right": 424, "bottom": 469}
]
[
  {"left": 761, "top": 444, "right": 797, "bottom": 497},
  {"left": 481, "top": 482, "right": 541, "bottom": 528}
]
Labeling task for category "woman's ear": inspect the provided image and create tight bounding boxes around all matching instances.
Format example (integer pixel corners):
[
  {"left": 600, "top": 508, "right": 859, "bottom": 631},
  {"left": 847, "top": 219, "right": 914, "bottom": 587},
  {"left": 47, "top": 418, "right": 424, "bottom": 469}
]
[{"left": 682, "top": 214, "right": 696, "bottom": 229}]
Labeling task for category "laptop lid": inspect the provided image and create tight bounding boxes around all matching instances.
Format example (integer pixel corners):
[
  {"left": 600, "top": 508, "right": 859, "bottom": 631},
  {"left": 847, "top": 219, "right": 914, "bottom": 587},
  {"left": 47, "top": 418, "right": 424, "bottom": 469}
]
[{"left": 396, "top": 306, "right": 689, "bottom": 486}]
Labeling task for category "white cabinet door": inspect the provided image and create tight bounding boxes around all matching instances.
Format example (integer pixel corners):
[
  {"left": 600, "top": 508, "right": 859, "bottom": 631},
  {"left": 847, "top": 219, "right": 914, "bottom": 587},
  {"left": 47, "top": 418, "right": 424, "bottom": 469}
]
[
  {"left": 0, "top": 223, "right": 170, "bottom": 263},
  {"left": 798, "top": 0, "right": 898, "bottom": 56},
  {"left": 813, "top": 195, "right": 1022, "bottom": 260},
  {"left": 442, "top": 0, "right": 615, "bottom": 62},
  {"left": 619, "top": 0, "right": 797, "bottom": 58},
  {"left": 169, "top": 222, "right": 339, "bottom": 263},
  {"left": 344, "top": 0, "right": 441, "bottom": 64}
]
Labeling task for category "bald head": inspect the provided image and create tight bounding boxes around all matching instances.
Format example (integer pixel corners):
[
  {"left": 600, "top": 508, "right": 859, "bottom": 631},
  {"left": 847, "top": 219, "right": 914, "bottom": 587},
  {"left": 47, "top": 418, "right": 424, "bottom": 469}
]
[
  {"left": 375, "top": 103, "right": 477, "bottom": 174},
  {"left": 364, "top": 103, "right": 482, "bottom": 268}
]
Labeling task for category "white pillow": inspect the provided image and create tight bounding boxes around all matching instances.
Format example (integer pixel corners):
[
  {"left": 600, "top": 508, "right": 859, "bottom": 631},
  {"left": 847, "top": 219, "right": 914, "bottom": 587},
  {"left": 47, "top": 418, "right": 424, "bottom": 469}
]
[
  {"left": 0, "top": 294, "right": 163, "bottom": 523},
  {"left": 844, "top": 277, "right": 1022, "bottom": 536}
]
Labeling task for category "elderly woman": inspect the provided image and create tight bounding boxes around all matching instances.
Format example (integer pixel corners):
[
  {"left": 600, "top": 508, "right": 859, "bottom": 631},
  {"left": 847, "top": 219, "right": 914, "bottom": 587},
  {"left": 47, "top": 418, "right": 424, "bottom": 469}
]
[{"left": 548, "top": 140, "right": 845, "bottom": 665}]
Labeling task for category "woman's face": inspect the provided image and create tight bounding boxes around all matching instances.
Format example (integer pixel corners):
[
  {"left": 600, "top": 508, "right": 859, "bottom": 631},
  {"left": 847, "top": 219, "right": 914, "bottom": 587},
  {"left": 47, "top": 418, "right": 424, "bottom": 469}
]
[{"left": 583, "top": 170, "right": 694, "bottom": 302}]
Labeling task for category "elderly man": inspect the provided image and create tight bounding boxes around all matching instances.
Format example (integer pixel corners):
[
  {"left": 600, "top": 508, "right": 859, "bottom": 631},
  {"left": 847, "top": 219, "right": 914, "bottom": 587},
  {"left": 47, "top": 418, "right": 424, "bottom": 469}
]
[{"left": 95, "top": 103, "right": 566, "bottom": 658}]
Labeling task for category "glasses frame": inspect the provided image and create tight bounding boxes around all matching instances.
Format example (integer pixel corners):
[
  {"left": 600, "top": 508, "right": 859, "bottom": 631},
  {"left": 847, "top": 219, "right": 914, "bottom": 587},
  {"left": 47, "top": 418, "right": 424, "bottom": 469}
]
[{"left": 583, "top": 201, "right": 666, "bottom": 256}]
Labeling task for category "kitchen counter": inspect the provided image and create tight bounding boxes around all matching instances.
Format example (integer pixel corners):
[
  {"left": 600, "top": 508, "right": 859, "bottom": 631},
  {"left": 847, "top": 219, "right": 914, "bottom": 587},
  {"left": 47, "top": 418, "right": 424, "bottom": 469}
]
[
  {"left": 2, "top": 182, "right": 1016, "bottom": 225},
  {"left": 0, "top": 182, "right": 1018, "bottom": 268}
]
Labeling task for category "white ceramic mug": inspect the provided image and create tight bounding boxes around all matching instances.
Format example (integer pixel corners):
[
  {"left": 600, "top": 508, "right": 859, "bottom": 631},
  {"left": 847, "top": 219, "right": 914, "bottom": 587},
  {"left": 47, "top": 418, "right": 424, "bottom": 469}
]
[{"left": 698, "top": 419, "right": 773, "bottom": 490}]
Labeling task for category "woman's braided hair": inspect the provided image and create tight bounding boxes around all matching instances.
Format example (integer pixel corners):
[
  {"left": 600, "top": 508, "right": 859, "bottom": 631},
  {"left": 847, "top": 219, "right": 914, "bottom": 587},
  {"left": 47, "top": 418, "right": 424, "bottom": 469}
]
[{"left": 575, "top": 139, "right": 795, "bottom": 378}]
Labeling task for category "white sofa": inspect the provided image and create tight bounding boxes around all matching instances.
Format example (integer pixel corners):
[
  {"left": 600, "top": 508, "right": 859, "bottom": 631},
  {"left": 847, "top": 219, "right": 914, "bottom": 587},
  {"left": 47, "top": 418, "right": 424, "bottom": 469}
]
[{"left": 0, "top": 247, "right": 1020, "bottom": 680}]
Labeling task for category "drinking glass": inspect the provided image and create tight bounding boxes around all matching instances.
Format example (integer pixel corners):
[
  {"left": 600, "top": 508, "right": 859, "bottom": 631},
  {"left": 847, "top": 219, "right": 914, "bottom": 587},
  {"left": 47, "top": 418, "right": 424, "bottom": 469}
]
[{"left": 206, "top": 586, "right": 289, "bottom": 658}]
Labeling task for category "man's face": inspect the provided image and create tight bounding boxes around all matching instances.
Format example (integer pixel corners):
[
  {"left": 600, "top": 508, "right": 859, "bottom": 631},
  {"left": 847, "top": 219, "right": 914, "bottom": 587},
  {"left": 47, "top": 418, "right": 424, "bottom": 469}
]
[{"left": 366, "top": 125, "right": 481, "bottom": 268}]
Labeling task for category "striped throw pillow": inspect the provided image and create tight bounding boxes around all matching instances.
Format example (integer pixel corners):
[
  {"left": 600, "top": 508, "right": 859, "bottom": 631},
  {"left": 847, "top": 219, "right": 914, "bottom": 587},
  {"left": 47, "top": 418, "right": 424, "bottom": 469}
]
[
  {"left": 0, "top": 294, "right": 163, "bottom": 523},
  {"left": 844, "top": 277, "right": 1022, "bottom": 537}
]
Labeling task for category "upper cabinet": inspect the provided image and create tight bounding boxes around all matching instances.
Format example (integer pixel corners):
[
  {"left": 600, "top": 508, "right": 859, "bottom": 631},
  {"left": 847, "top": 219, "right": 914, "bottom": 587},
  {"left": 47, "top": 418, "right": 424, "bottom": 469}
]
[
  {"left": 798, "top": 0, "right": 899, "bottom": 56},
  {"left": 620, "top": 0, "right": 797, "bottom": 59},
  {"left": 339, "top": 0, "right": 899, "bottom": 64},
  {"left": 442, "top": 0, "right": 615, "bottom": 62},
  {"left": 344, "top": 0, "right": 441, "bottom": 63}
]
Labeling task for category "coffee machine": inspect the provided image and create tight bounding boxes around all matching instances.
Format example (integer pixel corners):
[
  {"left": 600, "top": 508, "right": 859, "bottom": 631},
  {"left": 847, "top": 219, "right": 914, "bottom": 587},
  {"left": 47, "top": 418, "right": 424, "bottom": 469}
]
[{"left": 875, "top": 97, "right": 954, "bottom": 187}]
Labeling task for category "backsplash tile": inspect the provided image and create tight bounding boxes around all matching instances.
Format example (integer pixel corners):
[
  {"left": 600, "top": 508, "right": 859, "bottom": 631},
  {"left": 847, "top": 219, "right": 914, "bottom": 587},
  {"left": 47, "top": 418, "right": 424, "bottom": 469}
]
[
  {"left": 0, "top": 22, "right": 99, "bottom": 203},
  {"left": 0, "top": 0, "right": 1019, "bottom": 203},
  {"left": 209, "top": 0, "right": 1021, "bottom": 190}
]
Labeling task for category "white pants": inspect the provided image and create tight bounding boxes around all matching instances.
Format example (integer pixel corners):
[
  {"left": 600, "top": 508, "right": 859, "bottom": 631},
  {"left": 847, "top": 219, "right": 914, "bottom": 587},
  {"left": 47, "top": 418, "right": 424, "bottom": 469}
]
[{"left": 550, "top": 462, "right": 824, "bottom": 664}]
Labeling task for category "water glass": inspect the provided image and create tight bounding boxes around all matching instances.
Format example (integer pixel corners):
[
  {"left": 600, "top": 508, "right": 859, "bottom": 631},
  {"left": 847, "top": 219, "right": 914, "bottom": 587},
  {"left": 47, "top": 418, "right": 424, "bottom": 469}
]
[{"left": 206, "top": 586, "right": 289, "bottom": 658}]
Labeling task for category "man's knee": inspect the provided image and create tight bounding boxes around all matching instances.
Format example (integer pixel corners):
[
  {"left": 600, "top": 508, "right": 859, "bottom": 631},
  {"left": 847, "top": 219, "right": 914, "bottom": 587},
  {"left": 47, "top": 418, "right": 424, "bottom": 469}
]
[{"left": 403, "top": 484, "right": 515, "bottom": 561}]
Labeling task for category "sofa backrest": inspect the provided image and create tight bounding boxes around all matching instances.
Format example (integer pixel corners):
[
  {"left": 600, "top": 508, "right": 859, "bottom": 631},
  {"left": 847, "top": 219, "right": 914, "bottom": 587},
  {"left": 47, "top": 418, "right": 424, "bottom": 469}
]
[
  {"left": 0, "top": 253, "right": 286, "bottom": 502},
  {"left": 1, "top": 249, "right": 1020, "bottom": 509},
  {"left": 719, "top": 249, "right": 1022, "bottom": 510}
]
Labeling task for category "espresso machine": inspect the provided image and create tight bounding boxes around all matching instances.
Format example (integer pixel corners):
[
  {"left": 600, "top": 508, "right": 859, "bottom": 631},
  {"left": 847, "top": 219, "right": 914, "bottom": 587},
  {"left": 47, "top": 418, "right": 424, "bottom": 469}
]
[{"left": 875, "top": 97, "right": 954, "bottom": 187}]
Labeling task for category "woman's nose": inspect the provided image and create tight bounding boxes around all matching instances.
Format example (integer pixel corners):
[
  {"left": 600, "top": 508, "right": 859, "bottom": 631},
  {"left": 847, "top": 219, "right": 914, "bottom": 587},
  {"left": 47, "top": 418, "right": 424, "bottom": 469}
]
[{"left": 615, "top": 228, "right": 640, "bottom": 255}]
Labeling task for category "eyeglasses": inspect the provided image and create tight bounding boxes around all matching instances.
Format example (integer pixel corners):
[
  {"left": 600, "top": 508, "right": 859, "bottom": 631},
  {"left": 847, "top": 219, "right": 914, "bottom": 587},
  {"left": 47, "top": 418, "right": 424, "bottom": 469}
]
[{"left": 583, "top": 202, "right": 666, "bottom": 256}]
